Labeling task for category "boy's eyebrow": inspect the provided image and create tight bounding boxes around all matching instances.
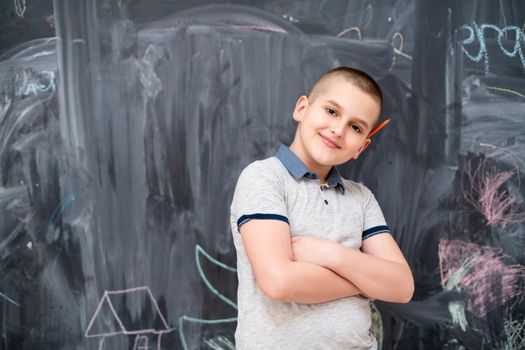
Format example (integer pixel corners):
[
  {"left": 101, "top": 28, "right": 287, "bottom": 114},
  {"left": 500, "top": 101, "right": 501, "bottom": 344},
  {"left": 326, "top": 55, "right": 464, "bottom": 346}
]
[{"left": 325, "top": 99, "right": 370, "bottom": 130}]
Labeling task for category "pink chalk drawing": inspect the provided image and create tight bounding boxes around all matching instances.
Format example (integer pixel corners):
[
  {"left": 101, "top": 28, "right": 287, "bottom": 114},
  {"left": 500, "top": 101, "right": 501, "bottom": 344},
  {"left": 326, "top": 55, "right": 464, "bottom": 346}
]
[
  {"left": 85, "top": 286, "right": 175, "bottom": 350},
  {"left": 462, "top": 156, "right": 525, "bottom": 229},
  {"left": 438, "top": 239, "right": 525, "bottom": 318},
  {"left": 44, "top": 15, "right": 55, "bottom": 28}
]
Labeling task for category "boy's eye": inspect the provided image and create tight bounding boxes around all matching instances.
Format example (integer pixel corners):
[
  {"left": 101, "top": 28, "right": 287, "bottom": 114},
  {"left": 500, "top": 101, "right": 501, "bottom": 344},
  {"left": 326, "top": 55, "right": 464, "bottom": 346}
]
[
  {"left": 351, "top": 124, "right": 362, "bottom": 133},
  {"left": 326, "top": 108, "right": 337, "bottom": 116}
]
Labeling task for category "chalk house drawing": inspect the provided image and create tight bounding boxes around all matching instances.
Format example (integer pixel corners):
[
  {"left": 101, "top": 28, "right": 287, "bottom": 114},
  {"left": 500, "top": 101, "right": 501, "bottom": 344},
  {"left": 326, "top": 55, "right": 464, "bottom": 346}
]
[
  {"left": 85, "top": 286, "right": 175, "bottom": 350},
  {"left": 84, "top": 245, "right": 238, "bottom": 350}
]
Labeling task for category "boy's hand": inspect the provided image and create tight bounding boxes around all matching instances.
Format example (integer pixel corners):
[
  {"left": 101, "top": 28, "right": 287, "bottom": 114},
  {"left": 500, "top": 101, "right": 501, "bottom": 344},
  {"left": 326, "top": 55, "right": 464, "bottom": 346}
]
[{"left": 291, "top": 235, "right": 339, "bottom": 268}]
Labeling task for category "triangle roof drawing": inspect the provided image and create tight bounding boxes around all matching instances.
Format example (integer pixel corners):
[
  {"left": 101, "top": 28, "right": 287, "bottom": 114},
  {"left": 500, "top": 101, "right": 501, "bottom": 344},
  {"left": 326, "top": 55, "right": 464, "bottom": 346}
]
[{"left": 85, "top": 286, "right": 172, "bottom": 337}]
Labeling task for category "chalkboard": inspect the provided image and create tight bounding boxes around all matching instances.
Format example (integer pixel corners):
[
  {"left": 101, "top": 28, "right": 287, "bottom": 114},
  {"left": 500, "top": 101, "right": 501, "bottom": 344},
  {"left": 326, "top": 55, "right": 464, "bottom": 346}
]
[{"left": 1, "top": 0, "right": 524, "bottom": 349}]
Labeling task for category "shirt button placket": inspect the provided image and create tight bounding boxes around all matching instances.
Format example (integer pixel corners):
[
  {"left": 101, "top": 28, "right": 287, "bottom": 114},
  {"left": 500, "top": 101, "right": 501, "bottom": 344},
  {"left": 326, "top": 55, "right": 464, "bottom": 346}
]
[{"left": 319, "top": 184, "right": 328, "bottom": 205}]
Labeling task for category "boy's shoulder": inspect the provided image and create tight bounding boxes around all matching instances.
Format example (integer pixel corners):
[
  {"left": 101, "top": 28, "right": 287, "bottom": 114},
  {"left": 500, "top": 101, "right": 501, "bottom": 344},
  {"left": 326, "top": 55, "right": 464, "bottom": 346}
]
[
  {"left": 238, "top": 156, "right": 286, "bottom": 180},
  {"left": 231, "top": 156, "right": 286, "bottom": 209},
  {"left": 340, "top": 177, "right": 374, "bottom": 199}
]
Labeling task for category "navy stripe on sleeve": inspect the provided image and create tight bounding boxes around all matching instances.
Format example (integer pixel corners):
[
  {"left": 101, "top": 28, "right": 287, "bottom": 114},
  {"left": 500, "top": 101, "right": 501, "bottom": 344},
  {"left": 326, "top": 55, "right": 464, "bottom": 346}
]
[
  {"left": 237, "top": 213, "right": 289, "bottom": 232},
  {"left": 362, "top": 225, "right": 392, "bottom": 240}
]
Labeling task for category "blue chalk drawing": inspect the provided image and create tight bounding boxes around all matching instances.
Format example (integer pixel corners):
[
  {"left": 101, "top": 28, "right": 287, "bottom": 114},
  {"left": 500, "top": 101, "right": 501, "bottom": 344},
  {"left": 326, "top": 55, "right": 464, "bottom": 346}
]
[
  {"left": 179, "top": 316, "right": 238, "bottom": 350},
  {"left": 0, "top": 291, "right": 20, "bottom": 306},
  {"left": 179, "top": 244, "right": 238, "bottom": 350},
  {"left": 459, "top": 22, "right": 525, "bottom": 73},
  {"left": 48, "top": 193, "right": 75, "bottom": 227},
  {"left": 15, "top": 70, "right": 56, "bottom": 97},
  {"left": 195, "top": 245, "right": 237, "bottom": 310}
]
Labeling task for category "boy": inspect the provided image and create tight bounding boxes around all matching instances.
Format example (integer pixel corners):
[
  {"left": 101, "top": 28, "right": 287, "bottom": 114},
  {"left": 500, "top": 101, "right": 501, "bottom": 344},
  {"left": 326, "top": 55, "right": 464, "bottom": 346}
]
[{"left": 229, "top": 67, "right": 414, "bottom": 349}]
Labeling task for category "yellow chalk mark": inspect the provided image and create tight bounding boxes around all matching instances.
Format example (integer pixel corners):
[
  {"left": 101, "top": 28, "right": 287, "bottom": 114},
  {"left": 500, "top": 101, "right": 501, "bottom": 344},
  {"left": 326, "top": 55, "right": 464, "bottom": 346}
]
[
  {"left": 392, "top": 32, "right": 413, "bottom": 60},
  {"left": 389, "top": 32, "right": 413, "bottom": 71},
  {"left": 486, "top": 86, "right": 525, "bottom": 98},
  {"left": 479, "top": 143, "right": 497, "bottom": 149},
  {"left": 337, "top": 27, "right": 362, "bottom": 40}
]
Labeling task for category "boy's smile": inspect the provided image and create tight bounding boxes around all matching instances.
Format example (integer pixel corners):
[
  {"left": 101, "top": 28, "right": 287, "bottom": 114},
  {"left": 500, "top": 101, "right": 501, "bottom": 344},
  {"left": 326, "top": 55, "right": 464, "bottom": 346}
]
[
  {"left": 319, "top": 134, "right": 341, "bottom": 149},
  {"left": 289, "top": 74, "right": 381, "bottom": 183}
]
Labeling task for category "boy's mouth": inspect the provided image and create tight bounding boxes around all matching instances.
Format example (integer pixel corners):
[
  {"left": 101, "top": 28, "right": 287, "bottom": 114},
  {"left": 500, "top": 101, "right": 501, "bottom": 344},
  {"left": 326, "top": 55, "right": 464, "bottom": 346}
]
[{"left": 319, "top": 134, "right": 341, "bottom": 149}]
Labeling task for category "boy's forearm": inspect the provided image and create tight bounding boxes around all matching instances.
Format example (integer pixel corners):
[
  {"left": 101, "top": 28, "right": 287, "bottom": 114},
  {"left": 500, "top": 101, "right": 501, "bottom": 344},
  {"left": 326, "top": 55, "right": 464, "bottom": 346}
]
[
  {"left": 276, "top": 261, "right": 365, "bottom": 304},
  {"left": 326, "top": 245, "right": 413, "bottom": 303}
]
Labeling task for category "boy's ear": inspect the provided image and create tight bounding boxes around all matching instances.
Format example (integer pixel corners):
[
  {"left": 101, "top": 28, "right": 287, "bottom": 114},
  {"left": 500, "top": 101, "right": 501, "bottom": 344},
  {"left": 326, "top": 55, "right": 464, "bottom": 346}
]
[
  {"left": 292, "top": 95, "right": 308, "bottom": 122},
  {"left": 353, "top": 138, "right": 372, "bottom": 159}
]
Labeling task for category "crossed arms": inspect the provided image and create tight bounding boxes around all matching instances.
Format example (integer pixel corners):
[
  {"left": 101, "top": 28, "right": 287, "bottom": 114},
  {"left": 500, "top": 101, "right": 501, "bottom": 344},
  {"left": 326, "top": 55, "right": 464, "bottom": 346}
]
[{"left": 240, "top": 219, "right": 414, "bottom": 304}]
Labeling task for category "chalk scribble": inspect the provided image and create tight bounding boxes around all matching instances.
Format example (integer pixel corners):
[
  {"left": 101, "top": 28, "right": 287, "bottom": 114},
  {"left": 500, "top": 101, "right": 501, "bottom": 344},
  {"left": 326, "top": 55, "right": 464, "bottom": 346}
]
[
  {"left": 204, "top": 335, "right": 236, "bottom": 349},
  {"left": 462, "top": 156, "right": 525, "bottom": 229},
  {"left": 439, "top": 239, "right": 525, "bottom": 318},
  {"left": 14, "top": 0, "right": 26, "bottom": 17},
  {"left": 503, "top": 316, "right": 525, "bottom": 349}
]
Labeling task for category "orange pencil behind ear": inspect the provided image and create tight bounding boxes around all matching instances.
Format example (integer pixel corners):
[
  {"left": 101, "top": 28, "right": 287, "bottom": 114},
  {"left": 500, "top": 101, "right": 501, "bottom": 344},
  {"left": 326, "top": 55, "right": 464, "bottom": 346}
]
[{"left": 368, "top": 118, "right": 392, "bottom": 138}]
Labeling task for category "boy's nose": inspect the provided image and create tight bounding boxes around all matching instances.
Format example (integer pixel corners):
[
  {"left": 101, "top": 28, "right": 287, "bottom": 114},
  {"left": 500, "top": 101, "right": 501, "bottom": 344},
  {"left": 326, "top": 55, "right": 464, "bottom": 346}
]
[{"left": 330, "top": 120, "right": 346, "bottom": 137}]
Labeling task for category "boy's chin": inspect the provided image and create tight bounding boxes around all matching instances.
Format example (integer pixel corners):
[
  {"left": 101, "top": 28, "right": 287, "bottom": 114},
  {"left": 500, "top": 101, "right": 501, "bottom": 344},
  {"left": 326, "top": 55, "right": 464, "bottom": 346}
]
[
  {"left": 308, "top": 146, "right": 351, "bottom": 166},
  {"left": 312, "top": 154, "right": 347, "bottom": 167}
]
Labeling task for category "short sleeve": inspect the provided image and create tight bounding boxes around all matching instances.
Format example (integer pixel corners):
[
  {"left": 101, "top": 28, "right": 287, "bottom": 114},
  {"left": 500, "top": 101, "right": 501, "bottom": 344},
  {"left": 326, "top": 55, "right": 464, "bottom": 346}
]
[
  {"left": 362, "top": 186, "right": 392, "bottom": 240},
  {"left": 230, "top": 161, "right": 289, "bottom": 232}
]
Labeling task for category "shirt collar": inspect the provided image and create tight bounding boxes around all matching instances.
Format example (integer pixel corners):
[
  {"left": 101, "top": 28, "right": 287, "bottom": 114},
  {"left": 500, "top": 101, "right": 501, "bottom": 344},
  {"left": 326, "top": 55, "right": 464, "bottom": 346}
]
[{"left": 275, "top": 144, "right": 345, "bottom": 194}]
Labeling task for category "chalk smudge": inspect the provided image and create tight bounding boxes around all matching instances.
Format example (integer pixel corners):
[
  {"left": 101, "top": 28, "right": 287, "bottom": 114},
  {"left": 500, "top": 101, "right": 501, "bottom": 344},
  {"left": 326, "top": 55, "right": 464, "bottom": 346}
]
[
  {"left": 439, "top": 239, "right": 525, "bottom": 318},
  {"left": 448, "top": 301, "right": 468, "bottom": 331}
]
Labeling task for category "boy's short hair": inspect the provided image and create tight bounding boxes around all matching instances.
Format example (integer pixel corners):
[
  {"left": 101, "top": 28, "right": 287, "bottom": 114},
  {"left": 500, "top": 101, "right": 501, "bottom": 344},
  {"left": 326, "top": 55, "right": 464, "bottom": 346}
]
[{"left": 308, "top": 66, "right": 383, "bottom": 126}]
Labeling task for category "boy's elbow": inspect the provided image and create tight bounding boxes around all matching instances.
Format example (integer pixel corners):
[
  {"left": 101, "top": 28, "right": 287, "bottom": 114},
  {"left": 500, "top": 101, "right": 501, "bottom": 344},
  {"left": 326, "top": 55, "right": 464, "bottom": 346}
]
[
  {"left": 406, "top": 280, "right": 415, "bottom": 303},
  {"left": 399, "top": 272, "right": 415, "bottom": 304},
  {"left": 256, "top": 269, "right": 291, "bottom": 302},
  {"left": 397, "top": 287, "right": 414, "bottom": 304},
  {"left": 383, "top": 268, "right": 414, "bottom": 304},
  {"left": 261, "top": 283, "right": 289, "bottom": 302}
]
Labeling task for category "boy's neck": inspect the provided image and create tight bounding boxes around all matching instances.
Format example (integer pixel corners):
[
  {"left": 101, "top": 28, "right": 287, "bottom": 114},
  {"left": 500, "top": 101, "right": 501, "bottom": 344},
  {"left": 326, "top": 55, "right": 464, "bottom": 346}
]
[{"left": 289, "top": 143, "right": 331, "bottom": 183}]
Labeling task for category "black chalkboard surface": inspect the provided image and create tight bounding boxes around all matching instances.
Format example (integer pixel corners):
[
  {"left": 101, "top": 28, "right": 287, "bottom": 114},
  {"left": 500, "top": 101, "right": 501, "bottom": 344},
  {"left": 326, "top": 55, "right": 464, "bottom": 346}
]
[{"left": 1, "top": 1, "right": 524, "bottom": 349}]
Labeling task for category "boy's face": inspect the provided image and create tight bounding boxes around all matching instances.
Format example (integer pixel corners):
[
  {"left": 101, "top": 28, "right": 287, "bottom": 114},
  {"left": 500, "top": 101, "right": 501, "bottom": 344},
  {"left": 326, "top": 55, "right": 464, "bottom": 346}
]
[{"left": 290, "top": 75, "right": 381, "bottom": 176}]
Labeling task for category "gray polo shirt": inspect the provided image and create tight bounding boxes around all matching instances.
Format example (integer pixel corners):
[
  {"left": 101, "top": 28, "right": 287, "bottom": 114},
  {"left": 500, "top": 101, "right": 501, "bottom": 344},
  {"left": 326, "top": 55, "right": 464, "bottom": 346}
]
[{"left": 230, "top": 144, "right": 392, "bottom": 350}]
